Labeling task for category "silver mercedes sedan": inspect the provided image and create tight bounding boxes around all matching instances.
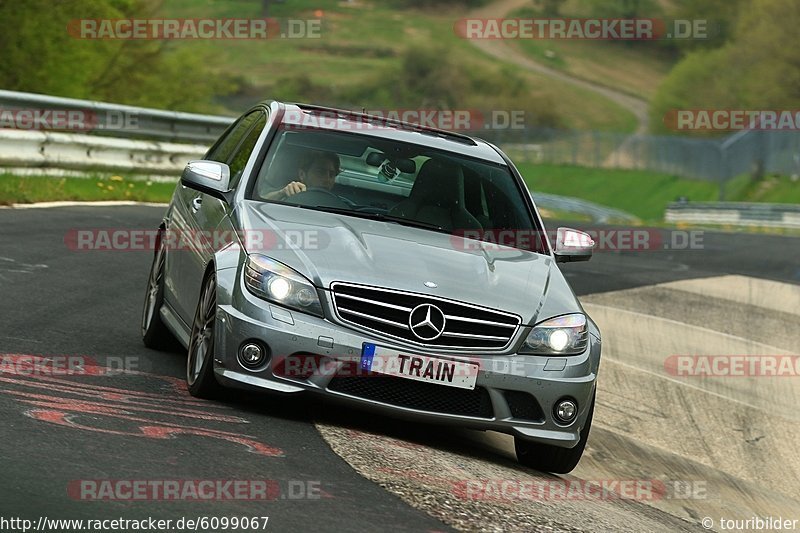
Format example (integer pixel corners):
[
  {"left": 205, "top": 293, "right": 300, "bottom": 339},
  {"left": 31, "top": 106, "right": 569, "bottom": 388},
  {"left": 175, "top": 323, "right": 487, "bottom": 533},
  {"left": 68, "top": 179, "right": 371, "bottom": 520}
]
[{"left": 141, "top": 101, "right": 601, "bottom": 473}]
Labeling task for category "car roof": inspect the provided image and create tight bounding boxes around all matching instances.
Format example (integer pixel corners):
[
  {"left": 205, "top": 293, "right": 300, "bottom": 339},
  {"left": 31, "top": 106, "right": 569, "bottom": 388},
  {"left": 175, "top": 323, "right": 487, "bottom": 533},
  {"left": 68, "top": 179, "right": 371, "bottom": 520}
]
[{"left": 275, "top": 102, "right": 508, "bottom": 165}]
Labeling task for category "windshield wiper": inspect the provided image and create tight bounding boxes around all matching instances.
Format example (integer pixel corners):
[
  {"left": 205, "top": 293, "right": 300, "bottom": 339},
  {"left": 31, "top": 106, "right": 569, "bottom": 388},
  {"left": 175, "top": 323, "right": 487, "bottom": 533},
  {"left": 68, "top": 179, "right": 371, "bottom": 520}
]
[
  {"left": 301, "top": 205, "right": 445, "bottom": 231},
  {"left": 371, "top": 213, "right": 444, "bottom": 231}
]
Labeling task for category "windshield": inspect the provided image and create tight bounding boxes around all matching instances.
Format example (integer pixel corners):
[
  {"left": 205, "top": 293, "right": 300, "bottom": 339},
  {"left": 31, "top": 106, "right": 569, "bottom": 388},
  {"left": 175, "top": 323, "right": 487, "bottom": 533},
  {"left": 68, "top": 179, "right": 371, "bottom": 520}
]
[{"left": 249, "top": 127, "right": 547, "bottom": 254}]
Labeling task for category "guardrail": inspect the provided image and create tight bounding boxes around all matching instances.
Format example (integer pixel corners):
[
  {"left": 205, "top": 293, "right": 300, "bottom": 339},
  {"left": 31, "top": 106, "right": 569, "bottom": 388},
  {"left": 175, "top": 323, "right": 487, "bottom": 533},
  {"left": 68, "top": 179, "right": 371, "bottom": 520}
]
[
  {"left": 665, "top": 201, "right": 800, "bottom": 229},
  {"left": 533, "top": 192, "right": 638, "bottom": 223},
  {"left": 2, "top": 90, "right": 797, "bottom": 227},
  {"left": 0, "top": 128, "right": 207, "bottom": 178},
  {"left": 4, "top": 89, "right": 800, "bottom": 183},
  {"left": 0, "top": 89, "right": 233, "bottom": 143}
]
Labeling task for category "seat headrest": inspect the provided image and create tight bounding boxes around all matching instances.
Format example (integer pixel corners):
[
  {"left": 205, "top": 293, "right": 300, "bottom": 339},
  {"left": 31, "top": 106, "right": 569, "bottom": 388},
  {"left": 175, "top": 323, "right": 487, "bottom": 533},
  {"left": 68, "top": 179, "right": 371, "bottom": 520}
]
[
  {"left": 410, "top": 158, "right": 464, "bottom": 207},
  {"left": 263, "top": 144, "right": 306, "bottom": 187}
]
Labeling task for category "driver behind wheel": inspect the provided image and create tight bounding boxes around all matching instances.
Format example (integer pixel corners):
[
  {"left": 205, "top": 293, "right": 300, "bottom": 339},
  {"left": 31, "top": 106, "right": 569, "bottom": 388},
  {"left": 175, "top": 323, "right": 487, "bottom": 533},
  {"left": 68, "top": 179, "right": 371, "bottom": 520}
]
[{"left": 262, "top": 149, "right": 340, "bottom": 201}]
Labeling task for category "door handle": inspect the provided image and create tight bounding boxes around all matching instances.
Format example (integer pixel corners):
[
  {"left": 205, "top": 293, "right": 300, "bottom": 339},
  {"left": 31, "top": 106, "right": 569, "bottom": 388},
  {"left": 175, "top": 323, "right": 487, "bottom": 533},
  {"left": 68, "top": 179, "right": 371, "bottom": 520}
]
[{"left": 191, "top": 196, "right": 203, "bottom": 212}]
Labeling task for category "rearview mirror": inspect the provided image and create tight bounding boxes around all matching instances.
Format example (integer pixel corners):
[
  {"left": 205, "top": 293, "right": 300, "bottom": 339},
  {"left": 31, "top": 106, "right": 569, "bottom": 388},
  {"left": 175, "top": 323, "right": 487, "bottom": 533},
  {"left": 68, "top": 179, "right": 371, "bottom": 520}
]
[
  {"left": 365, "top": 152, "right": 416, "bottom": 174},
  {"left": 181, "top": 160, "right": 231, "bottom": 201},
  {"left": 366, "top": 152, "right": 385, "bottom": 167},
  {"left": 554, "top": 227, "right": 594, "bottom": 263},
  {"left": 395, "top": 158, "right": 416, "bottom": 174}
]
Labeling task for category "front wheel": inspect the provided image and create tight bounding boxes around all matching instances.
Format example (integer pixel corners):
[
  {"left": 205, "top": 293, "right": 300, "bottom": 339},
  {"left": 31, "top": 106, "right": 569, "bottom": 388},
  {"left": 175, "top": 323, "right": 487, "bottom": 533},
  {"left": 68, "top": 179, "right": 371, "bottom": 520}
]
[
  {"left": 515, "top": 391, "right": 595, "bottom": 474},
  {"left": 186, "top": 272, "right": 221, "bottom": 399}
]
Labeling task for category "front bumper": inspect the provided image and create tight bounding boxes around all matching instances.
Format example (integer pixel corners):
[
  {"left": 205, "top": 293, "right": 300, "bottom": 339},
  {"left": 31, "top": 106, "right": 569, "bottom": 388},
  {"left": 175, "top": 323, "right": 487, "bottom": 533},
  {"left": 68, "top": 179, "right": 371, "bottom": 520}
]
[{"left": 213, "top": 271, "right": 600, "bottom": 448}]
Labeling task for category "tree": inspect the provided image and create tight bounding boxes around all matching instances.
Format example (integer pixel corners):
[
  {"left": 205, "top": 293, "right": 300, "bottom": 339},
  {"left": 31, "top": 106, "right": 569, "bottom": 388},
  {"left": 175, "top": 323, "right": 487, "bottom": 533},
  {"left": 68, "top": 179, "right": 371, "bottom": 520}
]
[
  {"left": 0, "top": 0, "right": 234, "bottom": 112},
  {"left": 671, "top": 0, "right": 745, "bottom": 51},
  {"left": 539, "top": 0, "right": 567, "bottom": 16},
  {"left": 650, "top": 0, "right": 800, "bottom": 134},
  {"left": 728, "top": 0, "right": 800, "bottom": 107}
]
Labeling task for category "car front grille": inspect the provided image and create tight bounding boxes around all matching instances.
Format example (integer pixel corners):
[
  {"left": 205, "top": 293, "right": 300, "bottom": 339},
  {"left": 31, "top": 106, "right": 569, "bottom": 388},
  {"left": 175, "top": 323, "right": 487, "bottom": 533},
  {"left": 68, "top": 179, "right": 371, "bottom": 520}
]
[
  {"left": 327, "top": 375, "right": 494, "bottom": 418},
  {"left": 330, "top": 282, "right": 520, "bottom": 350}
]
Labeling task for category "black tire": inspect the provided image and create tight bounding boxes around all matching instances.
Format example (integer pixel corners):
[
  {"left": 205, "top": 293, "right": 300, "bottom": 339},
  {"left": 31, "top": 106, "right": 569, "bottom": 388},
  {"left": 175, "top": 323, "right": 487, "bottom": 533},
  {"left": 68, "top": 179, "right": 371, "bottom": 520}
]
[
  {"left": 186, "top": 271, "right": 221, "bottom": 399},
  {"left": 142, "top": 234, "right": 177, "bottom": 350},
  {"left": 515, "top": 391, "right": 595, "bottom": 474}
]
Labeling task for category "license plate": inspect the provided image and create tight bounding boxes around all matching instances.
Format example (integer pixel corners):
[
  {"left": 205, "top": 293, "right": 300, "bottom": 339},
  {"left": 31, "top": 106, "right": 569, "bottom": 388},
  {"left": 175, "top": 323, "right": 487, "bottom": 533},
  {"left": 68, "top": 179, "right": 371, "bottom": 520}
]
[{"left": 360, "top": 343, "right": 479, "bottom": 390}]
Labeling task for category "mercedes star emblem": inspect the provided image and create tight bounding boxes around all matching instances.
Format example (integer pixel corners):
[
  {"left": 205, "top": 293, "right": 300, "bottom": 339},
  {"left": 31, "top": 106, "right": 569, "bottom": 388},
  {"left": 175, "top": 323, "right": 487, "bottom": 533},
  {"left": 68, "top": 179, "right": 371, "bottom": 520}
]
[{"left": 408, "top": 303, "right": 446, "bottom": 341}]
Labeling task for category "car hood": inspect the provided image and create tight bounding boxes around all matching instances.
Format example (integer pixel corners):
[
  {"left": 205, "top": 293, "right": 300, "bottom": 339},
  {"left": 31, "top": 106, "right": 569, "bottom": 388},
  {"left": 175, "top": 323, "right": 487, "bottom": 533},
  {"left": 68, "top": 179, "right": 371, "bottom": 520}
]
[{"left": 236, "top": 201, "right": 581, "bottom": 324}]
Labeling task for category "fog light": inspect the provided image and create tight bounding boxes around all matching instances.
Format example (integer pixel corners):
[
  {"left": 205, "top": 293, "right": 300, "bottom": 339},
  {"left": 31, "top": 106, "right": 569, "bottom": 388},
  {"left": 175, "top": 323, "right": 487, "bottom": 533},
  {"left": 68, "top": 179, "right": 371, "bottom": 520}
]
[
  {"left": 554, "top": 399, "right": 577, "bottom": 424},
  {"left": 239, "top": 342, "right": 265, "bottom": 368}
]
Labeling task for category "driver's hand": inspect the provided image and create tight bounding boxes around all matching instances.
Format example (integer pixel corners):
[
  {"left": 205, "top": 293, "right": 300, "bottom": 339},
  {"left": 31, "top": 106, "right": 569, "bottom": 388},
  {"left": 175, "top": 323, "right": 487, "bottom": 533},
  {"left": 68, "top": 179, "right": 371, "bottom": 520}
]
[{"left": 282, "top": 181, "right": 306, "bottom": 197}]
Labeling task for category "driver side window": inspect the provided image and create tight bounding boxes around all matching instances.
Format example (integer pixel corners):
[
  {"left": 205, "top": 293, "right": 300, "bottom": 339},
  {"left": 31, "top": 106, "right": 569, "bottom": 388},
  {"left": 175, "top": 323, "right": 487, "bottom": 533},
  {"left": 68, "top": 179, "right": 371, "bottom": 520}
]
[
  {"left": 205, "top": 111, "right": 262, "bottom": 165},
  {"left": 228, "top": 114, "right": 267, "bottom": 189}
]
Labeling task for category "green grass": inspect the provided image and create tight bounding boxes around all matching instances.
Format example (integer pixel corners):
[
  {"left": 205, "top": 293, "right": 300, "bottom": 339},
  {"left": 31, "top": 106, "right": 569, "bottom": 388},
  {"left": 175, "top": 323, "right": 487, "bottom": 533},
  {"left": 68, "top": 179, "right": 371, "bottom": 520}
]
[
  {"left": 517, "top": 164, "right": 800, "bottom": 222},
  {"left": 726, "top": 174, "right": 800, "bottom": 204},
  {"left": 0, "top": 175, "right": 176, "bottom": 205}
]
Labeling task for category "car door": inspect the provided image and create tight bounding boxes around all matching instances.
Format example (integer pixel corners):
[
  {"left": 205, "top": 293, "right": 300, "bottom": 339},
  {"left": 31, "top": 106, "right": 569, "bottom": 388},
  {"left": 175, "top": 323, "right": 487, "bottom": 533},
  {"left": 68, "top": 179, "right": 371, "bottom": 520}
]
[
  {"left": 169, "top": 110, "right": 264, "bottom": 324},
  {"left": 177, "top": 110, "right": 268, "bottom": 323}
]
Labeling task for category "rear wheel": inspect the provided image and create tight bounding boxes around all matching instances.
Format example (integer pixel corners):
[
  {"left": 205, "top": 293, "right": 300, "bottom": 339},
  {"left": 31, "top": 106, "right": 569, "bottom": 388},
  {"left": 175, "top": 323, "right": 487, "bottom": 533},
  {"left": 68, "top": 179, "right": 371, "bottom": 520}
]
[
  {"left": 142, "top": 234, "right": 176, "bottom": 349},
  {"left": 186, "top": 272, "right": 221, "bottom": 399},
  {"left": 515, "top": 391, "right": 595, "bottom": 474}
]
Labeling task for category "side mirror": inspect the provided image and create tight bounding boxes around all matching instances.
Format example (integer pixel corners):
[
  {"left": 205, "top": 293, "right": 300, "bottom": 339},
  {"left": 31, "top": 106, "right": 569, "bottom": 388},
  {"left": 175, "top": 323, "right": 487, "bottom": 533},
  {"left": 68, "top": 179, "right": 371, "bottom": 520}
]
[
  {"left": 554, "top": 227, "right": 594, "bottom": 263},
  {"left": 181, "top": 160, "right": 231, "bottom": 201}
]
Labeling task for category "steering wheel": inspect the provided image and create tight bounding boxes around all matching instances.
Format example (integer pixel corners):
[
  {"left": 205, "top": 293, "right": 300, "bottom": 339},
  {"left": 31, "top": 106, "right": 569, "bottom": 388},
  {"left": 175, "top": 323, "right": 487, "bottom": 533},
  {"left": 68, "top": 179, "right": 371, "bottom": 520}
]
[{"left": 289, "top": 187, "right": 352, "bottom": 210}]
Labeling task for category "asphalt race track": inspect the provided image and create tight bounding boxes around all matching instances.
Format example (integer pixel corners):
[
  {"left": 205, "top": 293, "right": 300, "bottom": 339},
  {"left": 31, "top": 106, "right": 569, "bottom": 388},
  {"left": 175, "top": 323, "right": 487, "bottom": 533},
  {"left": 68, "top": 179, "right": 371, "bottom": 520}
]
[{"left": 1, "top": 204, "right": 798, "bottom": 532}]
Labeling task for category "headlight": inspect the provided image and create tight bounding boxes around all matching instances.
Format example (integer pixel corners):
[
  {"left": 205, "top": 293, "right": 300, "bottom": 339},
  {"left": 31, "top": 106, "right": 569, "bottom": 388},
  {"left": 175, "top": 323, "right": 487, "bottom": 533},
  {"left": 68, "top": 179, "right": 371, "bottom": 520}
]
[
  {"left": 244, "top": 255, "right": 323, "bottom": 317},
  {"left": 520, "top": 314, "right": 588, "bottom": 355}
]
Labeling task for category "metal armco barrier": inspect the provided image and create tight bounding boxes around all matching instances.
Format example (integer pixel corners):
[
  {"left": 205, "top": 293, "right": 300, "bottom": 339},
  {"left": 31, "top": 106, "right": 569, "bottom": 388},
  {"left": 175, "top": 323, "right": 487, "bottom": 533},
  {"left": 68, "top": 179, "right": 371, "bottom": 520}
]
[
  {"left": 4, "top": 89, "right": 800, "bottom": 182},
  {"left": 0, "top": 89, "right": 232, "bottom": 143},
  {"left": 0, "top": 128, "right": 208, "bottom": 177},
  {"left": 2, "top": 90, "right": 798, "bottom": 225},
  {"left": 665, "top": 201, "right": 800, "bottom": 229},
  {"left": 533, "top": 192, "right": 638, "bottom": 223}
]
